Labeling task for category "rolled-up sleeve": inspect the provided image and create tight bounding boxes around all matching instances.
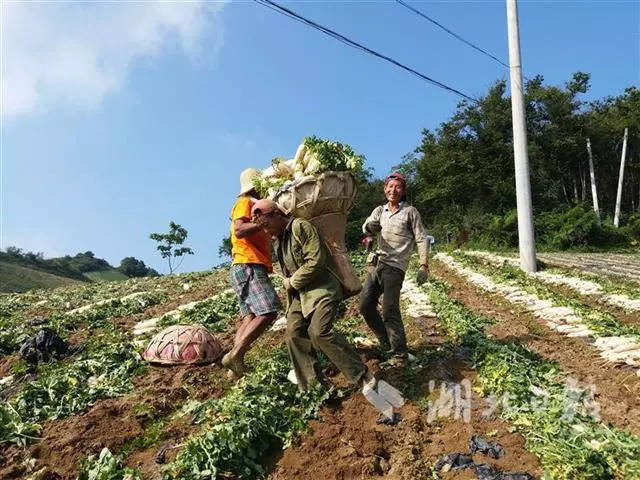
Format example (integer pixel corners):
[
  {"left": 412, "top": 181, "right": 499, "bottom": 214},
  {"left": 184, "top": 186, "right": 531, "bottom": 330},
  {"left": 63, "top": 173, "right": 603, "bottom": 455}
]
[
  {"left": 410, "top": 208, "right": 429, "bottom": 266},
  {"left": 290, "top": 221, "right": 326, "bottom": 290},
  {"left": 362, "top": 206, "right": 383, "bottom": 234}
]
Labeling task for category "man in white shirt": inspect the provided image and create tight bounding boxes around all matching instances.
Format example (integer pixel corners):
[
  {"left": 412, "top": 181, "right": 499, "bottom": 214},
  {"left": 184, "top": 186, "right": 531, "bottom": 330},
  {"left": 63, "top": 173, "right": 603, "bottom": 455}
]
[{"left": 360, "top": 173, "right": 429, "bottom": 365}]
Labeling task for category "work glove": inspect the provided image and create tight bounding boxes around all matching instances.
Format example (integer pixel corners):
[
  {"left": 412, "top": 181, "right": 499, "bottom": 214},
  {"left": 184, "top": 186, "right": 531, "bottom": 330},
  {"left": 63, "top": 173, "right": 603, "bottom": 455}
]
[
  {"left": 416, "top": 265, "right": 429, "bottom": 285},
  {"left": 283, "top": 277, "right": 293, "bottom": 291}
]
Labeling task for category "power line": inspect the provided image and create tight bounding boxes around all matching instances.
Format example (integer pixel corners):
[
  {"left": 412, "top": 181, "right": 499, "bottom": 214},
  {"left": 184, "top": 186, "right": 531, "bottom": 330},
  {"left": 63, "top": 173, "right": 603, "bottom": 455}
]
[
  {"left": 394, "top": 0, "right": 510, "bottom": 70},
  {"left": 253, "top": 0, "right": 478, "bottom": 103}
]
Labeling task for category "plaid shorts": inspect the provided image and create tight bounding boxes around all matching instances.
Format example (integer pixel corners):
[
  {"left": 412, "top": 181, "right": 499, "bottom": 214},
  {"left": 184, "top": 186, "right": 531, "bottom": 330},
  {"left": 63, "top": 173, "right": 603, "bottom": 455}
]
[{"left": 230, "top": 263, "right": 282, "bottom": 317}]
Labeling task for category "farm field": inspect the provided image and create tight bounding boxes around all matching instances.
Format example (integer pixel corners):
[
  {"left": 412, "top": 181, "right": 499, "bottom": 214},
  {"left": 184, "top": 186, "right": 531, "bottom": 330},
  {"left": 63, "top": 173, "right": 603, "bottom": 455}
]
[
  {"left": 83, "top": 270, "right": 130, "bottom": 283},
  {"left": 536, "top": 253, "right": 640, "bottom": 285},
  {"left": 2, "top": 252, "right": 640, "bottom": 479}
]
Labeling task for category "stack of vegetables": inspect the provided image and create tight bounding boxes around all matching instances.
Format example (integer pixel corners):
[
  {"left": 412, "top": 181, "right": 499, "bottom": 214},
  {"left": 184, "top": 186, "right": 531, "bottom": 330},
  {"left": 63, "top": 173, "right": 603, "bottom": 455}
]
[{"left": 252, "top": 136, "right": 364, "bottom": 198}]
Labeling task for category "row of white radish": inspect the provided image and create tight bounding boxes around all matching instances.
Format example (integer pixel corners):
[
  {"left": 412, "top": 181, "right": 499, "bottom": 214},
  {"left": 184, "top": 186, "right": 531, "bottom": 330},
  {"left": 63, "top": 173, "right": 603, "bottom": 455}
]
[
  {"left": 401, "top": 278, "right": 437, "bottom": 319},
  {"left": 435, "top": 253, "right": 640, "bottom": 375},
  {"left": 131, "top": 288, "right": 234, "bottom": 342},
  {"left": 465, "top": 251, "right": 640, "bottom": 313},
  {"left": 64, "top": 281, "right": 196, "bottom": 316},
  {"left": 65, "top": 291, "right": 153, "bottom": 315},
  {"left": 537, "top": 253, "right": 640, "bottom": 283}
]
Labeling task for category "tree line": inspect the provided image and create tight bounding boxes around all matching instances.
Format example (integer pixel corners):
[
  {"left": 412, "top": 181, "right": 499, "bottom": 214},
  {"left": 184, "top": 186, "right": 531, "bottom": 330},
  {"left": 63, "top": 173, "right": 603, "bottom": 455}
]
[
  {"left": 1, "top": 248, "right": 158, "bottom": 279},
  {"left": 354, "top": 72, "right": 639, "bottom": 250}
]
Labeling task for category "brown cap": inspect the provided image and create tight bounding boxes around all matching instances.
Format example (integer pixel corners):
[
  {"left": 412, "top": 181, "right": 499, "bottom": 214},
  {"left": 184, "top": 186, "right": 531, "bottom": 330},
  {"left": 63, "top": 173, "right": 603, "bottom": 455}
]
[{"left": 251, "top": 199, "right": 281, "bottom": 218}]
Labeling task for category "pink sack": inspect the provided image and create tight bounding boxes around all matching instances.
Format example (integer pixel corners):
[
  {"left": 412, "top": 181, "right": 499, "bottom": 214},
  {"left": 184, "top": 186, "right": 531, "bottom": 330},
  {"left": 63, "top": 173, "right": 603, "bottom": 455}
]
[{"left": 142, "top": 324, "right": 223, "bottom": 365}]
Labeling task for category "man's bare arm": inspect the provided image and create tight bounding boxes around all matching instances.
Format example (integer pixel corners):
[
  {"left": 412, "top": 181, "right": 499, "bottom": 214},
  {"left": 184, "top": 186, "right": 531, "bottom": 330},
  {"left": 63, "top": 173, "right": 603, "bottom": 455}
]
[{"left": 234, "top": 218, "right": 262, "bottom": 238}]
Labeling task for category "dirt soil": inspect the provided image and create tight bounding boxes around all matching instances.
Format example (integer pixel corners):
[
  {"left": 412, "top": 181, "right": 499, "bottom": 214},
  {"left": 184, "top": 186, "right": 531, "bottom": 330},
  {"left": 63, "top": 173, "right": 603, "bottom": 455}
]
[
  {"left": 269, "top": 309, "right": 542, "bottom": 480},
  {"left": 0, "top": 363, "right": 227, "bottom": 480},
  {"left": 433, "top": 260, "right": 640, "bottom": 437},
  {"left": 0, "top": 353, "right": 18, "bottom": 378}
]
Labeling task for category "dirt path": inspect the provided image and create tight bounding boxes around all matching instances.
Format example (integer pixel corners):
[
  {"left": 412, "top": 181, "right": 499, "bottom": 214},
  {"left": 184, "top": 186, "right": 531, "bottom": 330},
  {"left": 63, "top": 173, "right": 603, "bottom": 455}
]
[
  {"left": 268, "top": 310, "right": 542, "bottom": 480},
  {"left": 433, "top": 260, "right": 640, "bottom": 437}
]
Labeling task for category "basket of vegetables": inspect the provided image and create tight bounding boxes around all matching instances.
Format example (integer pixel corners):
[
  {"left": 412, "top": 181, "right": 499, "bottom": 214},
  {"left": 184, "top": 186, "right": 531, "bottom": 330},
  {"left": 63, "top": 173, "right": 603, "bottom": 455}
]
[{"left": 253, "top": 136, "right": 365, "bottom": 297}]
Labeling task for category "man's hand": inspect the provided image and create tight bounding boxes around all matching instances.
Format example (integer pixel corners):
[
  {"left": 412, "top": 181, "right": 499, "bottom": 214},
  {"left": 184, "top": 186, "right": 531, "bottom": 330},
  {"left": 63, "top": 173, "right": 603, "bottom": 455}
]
[
  {"left": 416, "top": 265, "right": 429, "bottom": 285},
  {"left": 283, "top": 277, "right": 293, "bottom": 291}
]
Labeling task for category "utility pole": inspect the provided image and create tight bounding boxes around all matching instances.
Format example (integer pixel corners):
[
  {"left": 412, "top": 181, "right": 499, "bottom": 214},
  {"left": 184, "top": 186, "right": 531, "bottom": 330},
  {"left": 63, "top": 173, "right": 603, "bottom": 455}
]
[
  {"left": 614, "top": 127, "right": 628, "bottom": 227},
  {"left": 506, "top": 0, "right": 537, "bottom": 272},
  {"left": 586, "top": 138, "right": 600, "bottom": 225}
]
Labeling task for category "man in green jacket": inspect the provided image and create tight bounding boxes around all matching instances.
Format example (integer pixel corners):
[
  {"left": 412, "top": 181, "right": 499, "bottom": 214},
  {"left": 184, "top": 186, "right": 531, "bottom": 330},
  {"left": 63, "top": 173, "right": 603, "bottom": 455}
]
[{"left": 250, "top": 199, "right": 369, "bottom": 391}]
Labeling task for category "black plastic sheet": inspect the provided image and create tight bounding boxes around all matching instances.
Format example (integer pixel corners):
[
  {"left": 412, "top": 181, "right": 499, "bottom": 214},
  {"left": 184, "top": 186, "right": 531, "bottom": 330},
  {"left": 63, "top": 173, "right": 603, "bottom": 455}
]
[
  {"left": 19, "top": 328, "right": 69, "bottom": 365},
  {"left": 470, "top": 434, "right": 505, "bottom": 459}
]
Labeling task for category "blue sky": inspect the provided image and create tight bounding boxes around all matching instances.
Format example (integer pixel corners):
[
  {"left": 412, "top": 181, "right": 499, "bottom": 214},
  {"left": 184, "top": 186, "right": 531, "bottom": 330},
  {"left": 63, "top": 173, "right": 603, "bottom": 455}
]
[{"left": 2, "top": 0, "right": 639, "bottom": 273}]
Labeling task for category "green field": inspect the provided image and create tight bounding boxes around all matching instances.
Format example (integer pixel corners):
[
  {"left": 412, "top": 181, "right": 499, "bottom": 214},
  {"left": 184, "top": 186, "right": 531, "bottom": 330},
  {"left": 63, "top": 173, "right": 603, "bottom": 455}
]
[
  {"left": 83, "top": 270, "right": 130, "bottom": 282},
  {"left": 0, "top": 261, "right": 85, "bottom": 293}
]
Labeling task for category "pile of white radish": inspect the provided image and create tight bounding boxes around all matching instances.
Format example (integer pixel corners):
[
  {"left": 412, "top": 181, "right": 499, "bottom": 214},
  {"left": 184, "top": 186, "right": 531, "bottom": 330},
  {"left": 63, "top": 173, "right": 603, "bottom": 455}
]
[
  {"left": 465, "top": 251, "right": 640, "bottom": 313},
  {"left": 435, "top": 253, "right": 640, "bottom": 375}
]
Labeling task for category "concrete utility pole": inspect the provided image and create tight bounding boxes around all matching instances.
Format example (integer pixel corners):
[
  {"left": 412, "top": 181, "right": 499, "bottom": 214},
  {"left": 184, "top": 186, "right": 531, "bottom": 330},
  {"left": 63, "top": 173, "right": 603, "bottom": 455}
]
[
  {"left": 586, "top": 138, "right": 600, "bottom": 225},
  {"left": 614, "top": 127, "right": 628, "bottom": 227},
  {"left": 506, "top": 0, "right": 537, "bottom": 272}
]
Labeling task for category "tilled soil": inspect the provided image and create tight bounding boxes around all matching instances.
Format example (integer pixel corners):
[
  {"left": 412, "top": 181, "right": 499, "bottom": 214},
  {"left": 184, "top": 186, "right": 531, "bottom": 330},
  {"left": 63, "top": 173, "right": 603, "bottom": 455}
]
[
  {"left": 433, "top": 260, "right": 640, "bottom": 437},
  {"left": 538, "top": 253, "right": 640, "bottom": 284},
  {"left": 0, "top": 363, "right": 227, "bottom": 480},
  {"left": 269, "top": 311, "right": 542, "bottom": 480},
  {"left": 0, "top": 353, "right": 18, "bottom": 378}
]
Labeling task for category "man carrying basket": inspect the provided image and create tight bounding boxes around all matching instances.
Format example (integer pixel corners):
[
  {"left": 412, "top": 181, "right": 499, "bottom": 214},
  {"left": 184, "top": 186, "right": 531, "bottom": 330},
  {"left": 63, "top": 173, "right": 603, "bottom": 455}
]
[{"left": 250, "top": 198, "right": 371, "bottom": 391}]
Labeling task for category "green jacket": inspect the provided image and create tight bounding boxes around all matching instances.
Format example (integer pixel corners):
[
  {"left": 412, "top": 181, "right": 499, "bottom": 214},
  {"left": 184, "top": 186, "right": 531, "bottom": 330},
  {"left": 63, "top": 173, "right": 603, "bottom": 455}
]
[{"left": 275, "top": 218, "right": 342, "bottom": 317}]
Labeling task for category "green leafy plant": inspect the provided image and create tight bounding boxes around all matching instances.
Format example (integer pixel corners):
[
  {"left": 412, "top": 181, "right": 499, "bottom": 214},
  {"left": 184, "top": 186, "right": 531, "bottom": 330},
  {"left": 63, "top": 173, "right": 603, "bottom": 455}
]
[
  {"left": 166, "top": 348, "right": 331, "bottom": 479},
  {"left": 302, "top": 136, "right": 365, "bottom": 173},
  {"left": 1, "top": 331, "right": 145, "bottom": 446},
  {"left": 0, "top": 403, "right": 41, "bottom": 447},
  {"left": 251, "top": 136, "right": 365, "bottom": 197},
  {"left": 78, "top": 448, "right": 140, "bottom": 480},
  {"left": 157, "top": 291, "right": 239, "bottom": 332}
]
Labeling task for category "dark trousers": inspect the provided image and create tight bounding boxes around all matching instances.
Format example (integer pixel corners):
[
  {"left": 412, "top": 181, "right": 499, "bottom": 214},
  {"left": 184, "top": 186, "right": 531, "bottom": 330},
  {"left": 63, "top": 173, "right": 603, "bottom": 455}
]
[
  {"left": 359, "top": 263, "right": 407, "bottom": 356},
  {"left": 286, "top": 295, "right": 367, "bottom": 391}
]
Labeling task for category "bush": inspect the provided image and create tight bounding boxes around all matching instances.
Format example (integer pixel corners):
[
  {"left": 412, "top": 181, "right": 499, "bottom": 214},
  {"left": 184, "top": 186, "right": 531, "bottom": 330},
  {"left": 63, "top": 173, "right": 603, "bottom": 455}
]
[
  {"left": 620, "top": 213, "right": 640, "bottom": 243},
  {"left": 536, "top": 206, "right": 630, "bottom": 249},
  {"left": 462, "top": 205, "right": 635, "bottom": 251},
  {"left": 467, "top": 209, "right": 519, "bottom": 249}
]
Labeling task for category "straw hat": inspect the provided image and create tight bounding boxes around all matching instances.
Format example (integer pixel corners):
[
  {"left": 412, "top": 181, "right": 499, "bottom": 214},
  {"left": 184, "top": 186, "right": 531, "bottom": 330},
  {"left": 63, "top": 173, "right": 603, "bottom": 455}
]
[{"left": 238, "top": 168, "right": 260, "bottom": 196}]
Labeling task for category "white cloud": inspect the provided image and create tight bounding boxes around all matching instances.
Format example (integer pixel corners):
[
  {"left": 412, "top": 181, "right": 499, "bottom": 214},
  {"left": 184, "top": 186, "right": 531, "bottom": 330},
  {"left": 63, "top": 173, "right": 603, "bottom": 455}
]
[{"left": 1, "top": 2, "right": 225, "bottom": 118}]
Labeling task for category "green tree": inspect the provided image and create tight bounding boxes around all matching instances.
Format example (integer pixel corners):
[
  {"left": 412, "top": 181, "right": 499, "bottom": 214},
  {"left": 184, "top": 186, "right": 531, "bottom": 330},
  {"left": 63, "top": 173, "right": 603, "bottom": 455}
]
[
  {"left": 118, "top": 257, "right": 159, "bottom": 277},
  {"left": 218, "top": 235, "right": 232, "bottom": 260},
  {"left": 391, "top": 72, "right": 639, "bottom": 246},
  {"left": 149, "top": 222, "right": 195, "bottom": 274}
]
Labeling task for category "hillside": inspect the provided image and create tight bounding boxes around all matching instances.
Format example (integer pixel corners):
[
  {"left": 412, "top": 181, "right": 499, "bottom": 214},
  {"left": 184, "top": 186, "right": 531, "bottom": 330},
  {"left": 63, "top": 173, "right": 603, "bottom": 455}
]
[
  {"left": 0, "top": 261, "right": 84, "bottom": 293},
  {"left": 0, "top": 249, "right": 137, "bottom": 293}
]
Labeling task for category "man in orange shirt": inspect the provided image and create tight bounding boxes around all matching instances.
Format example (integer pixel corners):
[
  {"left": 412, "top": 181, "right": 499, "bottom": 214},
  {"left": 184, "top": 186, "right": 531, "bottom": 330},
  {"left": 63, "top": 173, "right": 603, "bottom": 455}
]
[{"left": 222, "top": 168, "right": 282, "bottom": 379}]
